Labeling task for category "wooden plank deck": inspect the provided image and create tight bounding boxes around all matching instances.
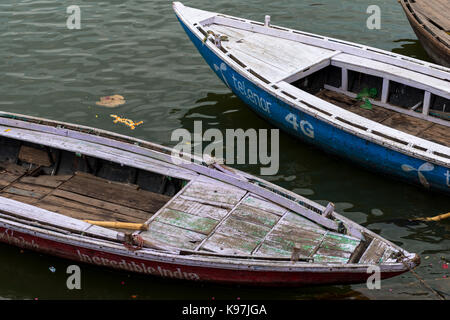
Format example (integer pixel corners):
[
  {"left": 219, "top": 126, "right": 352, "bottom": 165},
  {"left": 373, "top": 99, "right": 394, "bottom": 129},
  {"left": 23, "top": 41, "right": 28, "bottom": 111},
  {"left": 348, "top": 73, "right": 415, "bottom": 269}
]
[
  {"left": 207, "top": 23, "right": 335, "bottom": 82},
  {"left": 410, "top": 0, "right": 450, "bottom": 32},
  {"left": 317, "top": 89, "right": 450, "bottom": 147},
  {"left": 0, "top": 161, "right": 362, "bottom": 263},
  {"left": 0, "top": 167, "right": 170, "bottom": 232}
]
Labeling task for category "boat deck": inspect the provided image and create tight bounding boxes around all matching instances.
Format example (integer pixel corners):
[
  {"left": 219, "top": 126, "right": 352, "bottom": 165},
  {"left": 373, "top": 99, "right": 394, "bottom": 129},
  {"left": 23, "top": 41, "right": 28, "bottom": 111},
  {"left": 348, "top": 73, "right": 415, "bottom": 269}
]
[
  {"left": 0, "top": 161, "right": 372, "bottom": 263},
  {"left": 138, "top": 176, "right": 370, "bottom": 264},
  {"left": 407, "top": 0, "right": 450, "bottom": 41},
  {"left": 316, "top": 89, "right": 450, "bottom": 147},
  {"left": 0, "top": 163, "right": 170, "bottom": 232},
  {"left": 208, "top": 24, "right": 336, "bottom": 83},
  {"left": 206, "top": 22, "right": 450, "bottom": 95}
]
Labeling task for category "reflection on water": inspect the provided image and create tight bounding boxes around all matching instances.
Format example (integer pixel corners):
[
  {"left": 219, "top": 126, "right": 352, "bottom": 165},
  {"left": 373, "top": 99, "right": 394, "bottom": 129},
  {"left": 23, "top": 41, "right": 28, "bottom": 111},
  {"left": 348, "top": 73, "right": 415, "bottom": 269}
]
[
  {"left": 0, "top": 0, "right": 448, "bottom": 300},
  {"left": 391, "top": 39, "right": 432, "bottom": 62}
]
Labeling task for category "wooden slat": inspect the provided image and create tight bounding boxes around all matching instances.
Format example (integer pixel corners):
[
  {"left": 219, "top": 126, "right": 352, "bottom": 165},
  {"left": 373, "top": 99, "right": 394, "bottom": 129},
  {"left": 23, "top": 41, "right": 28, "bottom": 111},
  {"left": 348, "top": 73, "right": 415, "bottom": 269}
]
[
  {"left": 201, "top": 232, "right": 261, "bottom": 255},
  {"left": 412, "top": 0, "right": 450, "bottom": 31},
  {"left": 182, "top": 180, "right": 246, "bottom": 205},
  {"left": 138, "top": 220, "right": 207, "bottom": 249},
  {"left": 382, "top": 113, "right": 435, "bottom": 136},
  {"left": 19, "top": 175, "right": 73, "bottom": 188},
  {"left": 359, "top": 238, "right": 389, "bottom": 264},
  {"left": 0, "top": 163, "right": 26, "bottom": 176},
  {"left": 0, "top": 193, "right": 40, "bottom": 205},
  {"left": 59, "top": 174, "right": 170, "bottom": 214},
  {"left": 167, "top": 197, "right": 228, "bottom": 221},
  {"left": 139, "top": 228, "right": 198, "bottom": 250},
  {"left": 0, "top": 196, "right": 123, "bottom": 241},
  {"left": 37, "top": 195, "right": 144, "bottom": 223},
  {"left": 215, "top": 216, "right": 271, "bottom": 240},
  {"left": 5, "top": 182, "right": 53, "bottom": 197},
  {"left": 241, "top": 195, "right": 287, "bottom": 216},
  {"left": 419, "top": 123, "right": 450, "bottom": 147},
  {"left": 18, "top": 145, "right": 52, "bottom": 167},
  {"left": 317, "top": 89, "right": 395, "bottom": 123},
  {"left": 154, "top": 208, "right": 219, "bottom": 235},
  {"left": 231, "top": 204, "right": 280, "bottom": 228},
  {"left": 50, "top": 189, "right": 150, "bottom": 221}
]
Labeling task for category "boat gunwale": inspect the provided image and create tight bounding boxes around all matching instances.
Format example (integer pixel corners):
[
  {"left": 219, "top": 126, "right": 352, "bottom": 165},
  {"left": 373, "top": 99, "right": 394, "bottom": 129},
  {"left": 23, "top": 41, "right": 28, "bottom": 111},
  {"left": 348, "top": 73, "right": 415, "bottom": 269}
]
[
  {"left": 173, "top": 3, "right": 450, "bottom": 167},
  {"left": 0, "top": 112, "right": 344, "bottom": 231},
  {"left": 398, "top": 0, "right": 450, "bottom": 53},
  {"left": 0, "top": 215, "right": 417, "bottom": 272},
  {"left": 0, "top": 114, "right": 418, "bottom": 271}
]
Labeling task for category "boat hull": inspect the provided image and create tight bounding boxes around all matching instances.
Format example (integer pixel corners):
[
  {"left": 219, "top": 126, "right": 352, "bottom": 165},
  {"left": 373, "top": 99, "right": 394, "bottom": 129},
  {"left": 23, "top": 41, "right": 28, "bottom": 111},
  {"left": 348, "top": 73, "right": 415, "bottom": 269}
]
[
  {"left": 0, "top": 225, "right": 406, "bottom": 287},
  {"left": 177, "top": 17, "right": 450, "bottom": 195},
  {"left": 400, "top": 1, "right": 450, "bottom": 67}
]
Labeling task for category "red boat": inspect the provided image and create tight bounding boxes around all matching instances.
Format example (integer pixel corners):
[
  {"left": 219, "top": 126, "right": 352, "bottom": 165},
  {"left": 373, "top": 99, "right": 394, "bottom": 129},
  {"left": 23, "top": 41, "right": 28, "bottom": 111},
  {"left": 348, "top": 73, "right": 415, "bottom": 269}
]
[{"left": 0, "top": 112, "right": 419, "bottom": 286}]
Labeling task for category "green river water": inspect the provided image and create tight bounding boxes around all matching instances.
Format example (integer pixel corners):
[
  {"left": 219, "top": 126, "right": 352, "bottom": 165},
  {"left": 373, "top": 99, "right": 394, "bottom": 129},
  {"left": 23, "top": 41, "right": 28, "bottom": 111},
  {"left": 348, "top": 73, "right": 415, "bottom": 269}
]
[{"left": 0, "top": 0, "right": 448, "bottom": 300}]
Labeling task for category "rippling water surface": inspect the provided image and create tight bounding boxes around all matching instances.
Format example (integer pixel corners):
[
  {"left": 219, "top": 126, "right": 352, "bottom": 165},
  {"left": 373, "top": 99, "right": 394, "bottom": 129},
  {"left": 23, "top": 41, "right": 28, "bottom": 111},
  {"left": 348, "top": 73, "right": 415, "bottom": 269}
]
[{"left": 0, "top": 0, "right": 448, "bottom": 300}]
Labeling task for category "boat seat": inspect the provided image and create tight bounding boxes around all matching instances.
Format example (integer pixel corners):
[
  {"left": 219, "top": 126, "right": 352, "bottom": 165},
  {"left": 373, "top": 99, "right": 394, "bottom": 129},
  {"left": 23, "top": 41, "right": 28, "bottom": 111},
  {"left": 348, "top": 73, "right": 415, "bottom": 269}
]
[{"left": 331, "top": 53, "right": 450, "bottom": 99}]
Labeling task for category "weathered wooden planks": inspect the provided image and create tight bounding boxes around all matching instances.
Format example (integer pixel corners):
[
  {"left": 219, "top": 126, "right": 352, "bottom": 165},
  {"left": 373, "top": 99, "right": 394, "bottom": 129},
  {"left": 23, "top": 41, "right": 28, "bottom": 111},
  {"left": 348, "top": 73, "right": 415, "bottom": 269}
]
[
  {"left": 140, "top": 221, "right": 207, "bottom": 250},
  {"left": 182, "top": 179, "right": 246, "bottom": 206},
  {"left": 59, "top": 174, "right": 170, "bottom": 214},
  {"left": 0, "top": 196, "right": 124, "bottom": 241},
  {"left": 154, "top": 208, "right": 219, "bottom": 235},
  {"left": 50, "top": 189, "right": 150, "bottom": 221},
  {"left": 241, "top": 195, "right": 287, "bottom": 216},
  {"left": 420, "top": 123, "right": 450, "bottom": 147},
  {"left": 167, "top": 197, "right": 229, "bottom": 221},
  {"left": 232, "top": 205, "right": 280, "bottom": 228},
  {"left": 382, "top": 113, "right": 434, "bottom": 136},
  {"left": 20, "top": 175, "right": 73, "bottom": 188},
  {"left": 317, "top": 89, "right": 395, "bottom": 123},
  {"left": 18, "top": 145, "right": 52, "bottom": 167},
  {"left": 359, "top": 238, "right": 390, "bottom": 264},
  {"left": 201, "top": 232, "right": 261, "bottom": 255}
]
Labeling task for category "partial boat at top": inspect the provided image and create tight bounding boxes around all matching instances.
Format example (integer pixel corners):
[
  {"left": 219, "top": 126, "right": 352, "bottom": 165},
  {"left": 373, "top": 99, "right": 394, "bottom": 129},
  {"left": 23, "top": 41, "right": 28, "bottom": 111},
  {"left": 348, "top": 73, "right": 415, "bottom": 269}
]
[
  {"left": 399, "top": 0, "right": 450, "bottom": 67},
  {"left": 174, "top": 2, "right": 450, "bottom": 195}
]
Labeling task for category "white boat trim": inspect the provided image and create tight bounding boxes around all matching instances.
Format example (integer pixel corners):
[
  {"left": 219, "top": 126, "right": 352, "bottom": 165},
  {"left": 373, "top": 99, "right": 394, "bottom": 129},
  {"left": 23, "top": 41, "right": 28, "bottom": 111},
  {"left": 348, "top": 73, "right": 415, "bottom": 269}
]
[{"left": 174, "top": 2, "right": 450, "bottom": 167}]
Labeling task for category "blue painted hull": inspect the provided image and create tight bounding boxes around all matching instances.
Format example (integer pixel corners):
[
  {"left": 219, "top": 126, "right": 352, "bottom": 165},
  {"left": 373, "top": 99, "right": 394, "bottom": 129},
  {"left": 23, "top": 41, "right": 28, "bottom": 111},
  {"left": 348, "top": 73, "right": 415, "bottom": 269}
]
[{"left": 177, "top": 18, "right": 450, "bottom": 195}]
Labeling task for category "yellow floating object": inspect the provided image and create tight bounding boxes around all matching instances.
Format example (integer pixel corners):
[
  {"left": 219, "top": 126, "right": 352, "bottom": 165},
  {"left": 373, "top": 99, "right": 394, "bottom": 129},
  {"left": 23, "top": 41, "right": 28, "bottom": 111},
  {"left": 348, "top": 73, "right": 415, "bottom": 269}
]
[
  {"left": 83, "top": 220, "right": 148, "bottom": 231},
  {"left": 110, "top": 115, "right": 144, "bottom": 130},
  {"left": 96, "top": 94, "right": 126, "bottom": 108},
  {"left": 415, "top": 212, "right": 450, "bottom": 222}
]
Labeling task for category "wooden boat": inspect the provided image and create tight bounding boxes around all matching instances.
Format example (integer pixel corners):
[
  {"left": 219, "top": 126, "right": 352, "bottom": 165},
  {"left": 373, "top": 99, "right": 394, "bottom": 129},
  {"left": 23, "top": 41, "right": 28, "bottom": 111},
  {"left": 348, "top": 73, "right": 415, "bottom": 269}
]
[
  {"left": 0, "top": 112, "right": 418, "bottom": 286},
  {"left": 174, "top": 2, "right": 450, "bottom": 194},
  {"left": 399, "top": 0, "right": 450, "bottom": 67}
]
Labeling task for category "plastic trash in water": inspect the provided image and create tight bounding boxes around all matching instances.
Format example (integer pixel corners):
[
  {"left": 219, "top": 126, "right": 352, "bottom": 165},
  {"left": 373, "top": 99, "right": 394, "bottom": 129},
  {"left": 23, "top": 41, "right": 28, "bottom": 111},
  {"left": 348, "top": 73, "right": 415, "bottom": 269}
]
[{"left": 49, "top": 266, "right": 56, "bottom": 273}]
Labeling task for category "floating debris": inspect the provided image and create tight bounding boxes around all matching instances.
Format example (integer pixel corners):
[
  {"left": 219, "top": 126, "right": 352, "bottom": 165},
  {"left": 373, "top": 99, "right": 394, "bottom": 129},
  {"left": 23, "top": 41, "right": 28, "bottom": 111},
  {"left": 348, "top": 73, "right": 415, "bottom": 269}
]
[
  {"left": 110, "top": 115, "right": 144, "bottom": 130},
  {"left": 49, "top": 266, "right": 56, "bottom": 273},
  {"left": 96, "top": 95, "right": 126, "bottom": 108},
  {"left": 415, "top": 212, "right": 450, "bottom": 222}
]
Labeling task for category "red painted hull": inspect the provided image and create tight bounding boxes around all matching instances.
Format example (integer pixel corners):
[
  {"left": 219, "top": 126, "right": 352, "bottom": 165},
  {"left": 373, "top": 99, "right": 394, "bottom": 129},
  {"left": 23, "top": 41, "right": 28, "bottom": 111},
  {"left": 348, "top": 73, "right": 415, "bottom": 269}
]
[{"left": 0, "top": 226, "right": 407, "bottom": 287}]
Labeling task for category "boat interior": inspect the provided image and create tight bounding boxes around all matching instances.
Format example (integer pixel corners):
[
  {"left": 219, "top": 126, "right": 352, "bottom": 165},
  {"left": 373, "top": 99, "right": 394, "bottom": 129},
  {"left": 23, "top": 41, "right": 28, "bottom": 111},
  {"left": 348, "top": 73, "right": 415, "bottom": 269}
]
[
  {"left": 0, "top": 136, "right": 186, "bottom": 232},
  {"left": 0, "top": 130, "right": 398, "bottom": 265},
  {"left": 194, "top": 11, "right": 450, "bottom": 149}
]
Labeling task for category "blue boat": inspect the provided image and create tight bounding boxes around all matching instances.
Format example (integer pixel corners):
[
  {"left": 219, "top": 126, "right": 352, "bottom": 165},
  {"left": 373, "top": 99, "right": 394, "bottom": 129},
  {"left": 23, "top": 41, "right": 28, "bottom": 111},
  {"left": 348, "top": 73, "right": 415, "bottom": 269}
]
[{"left": 173, "top": 2, "right": 450, "bottom": 194}]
